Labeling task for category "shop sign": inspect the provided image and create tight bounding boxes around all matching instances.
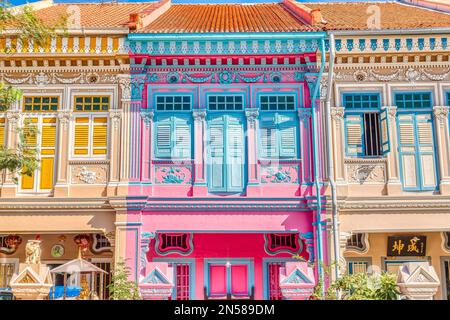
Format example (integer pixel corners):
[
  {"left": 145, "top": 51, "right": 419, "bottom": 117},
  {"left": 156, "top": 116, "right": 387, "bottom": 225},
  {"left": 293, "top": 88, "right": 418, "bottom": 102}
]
[{"left": 387, "top": 236, "right": 426, "bottom": 256}]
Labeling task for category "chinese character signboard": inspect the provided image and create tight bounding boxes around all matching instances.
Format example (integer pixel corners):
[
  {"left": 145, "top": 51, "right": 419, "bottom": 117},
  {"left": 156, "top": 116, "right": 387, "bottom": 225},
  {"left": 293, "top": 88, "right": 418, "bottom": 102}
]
[{"left": 387, "top": 236, "right": 426, "bottom": 256}]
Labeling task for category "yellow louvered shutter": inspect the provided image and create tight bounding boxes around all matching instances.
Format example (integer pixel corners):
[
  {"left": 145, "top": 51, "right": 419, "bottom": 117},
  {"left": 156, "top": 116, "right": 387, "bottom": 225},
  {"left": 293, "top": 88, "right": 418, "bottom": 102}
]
[
  {"left": 39, "top": 118, "right": 56, "bottom": 189},
  {"left": 74, "top": 117, "right": 89, "bottom": 155},
  {"left": 0, "top": 118, "right": 5, "bottom": 147},
  {"left": 93, "top": 117, "right": 108, "bottom": 155}
]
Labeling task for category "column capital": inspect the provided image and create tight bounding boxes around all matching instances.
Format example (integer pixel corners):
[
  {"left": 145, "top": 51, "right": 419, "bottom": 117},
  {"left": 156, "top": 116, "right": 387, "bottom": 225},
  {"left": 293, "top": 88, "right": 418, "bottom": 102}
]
[
  {"left": 193, "top": 109, "right": 207, "bottom": 122},
  {"left": 245, "top": 108, "right": 259, "bottom": 128},
  {"left": 433, "top": 106, "right": 449, "bottom": 123},
  {"left": 382, "top": 106, "right": 397, "bottom": 119},
  {"left": 330, "top": 107, "right": 344, "bottom": 121},
  {"left": 140, "top": 110, "right": 154, "bottom": 127},
  {"left": 298, "top": 109, "right": 312, "bottom": 122}
]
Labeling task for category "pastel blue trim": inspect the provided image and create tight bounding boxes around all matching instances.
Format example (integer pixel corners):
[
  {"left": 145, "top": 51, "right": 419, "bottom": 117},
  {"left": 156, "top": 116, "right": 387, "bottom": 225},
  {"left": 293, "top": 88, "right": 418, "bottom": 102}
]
[
  {"left": 396, "top": 110, "right": 439, "bottom": 192},
  {"left": 204, "top": 258, "right": 254, "bottom": 297}
]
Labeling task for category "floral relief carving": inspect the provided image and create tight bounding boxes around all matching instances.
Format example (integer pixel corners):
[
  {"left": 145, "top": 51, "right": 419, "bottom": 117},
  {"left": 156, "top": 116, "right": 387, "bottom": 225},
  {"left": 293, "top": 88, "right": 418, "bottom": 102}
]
[
  {"left": 155, "top": 166, "right": 192, "bottom": 185},
  {"left": 346, "top": 164, "right": 385, "bottom": 184},
  {"left": 71, "top": 165, "right": 108, "bottom": 184},
  {"left": 261, "top": 165, "right": 299, "bottom": 184}
]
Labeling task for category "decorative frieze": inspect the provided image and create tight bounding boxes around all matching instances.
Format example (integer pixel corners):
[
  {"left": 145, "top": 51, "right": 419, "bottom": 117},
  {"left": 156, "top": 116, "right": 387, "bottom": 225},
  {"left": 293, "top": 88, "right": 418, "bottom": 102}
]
[
  {"left": 71, "top": 164, "right": 108, "bottom": 184},
  {"left": 154, "top": 165, "right": 192, "bottom": 185},
  {"left": 260, "top": 164, "right": 299, "bottom": 184},
  {"left": 1, "top": 72, "right": 122, "bottom": 85},
  {"left": 334, "top": 67, "right": 450, "bottom": 83},
  {"left": 345, "top": 159, "right": 387, "bottom": 184}
]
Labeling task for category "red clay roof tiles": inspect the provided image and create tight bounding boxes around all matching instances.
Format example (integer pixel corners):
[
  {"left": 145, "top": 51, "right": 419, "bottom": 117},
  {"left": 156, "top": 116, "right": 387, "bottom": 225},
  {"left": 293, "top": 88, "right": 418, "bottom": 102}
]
[
  {"left": 304, "top": 2, "right": 450, "bottom": 30},
  {"left": 139, "top": 3, "right": 314, "bottom": 33},
  {"left": 34, "top": 3, "right": 159, "bottom": 29}
]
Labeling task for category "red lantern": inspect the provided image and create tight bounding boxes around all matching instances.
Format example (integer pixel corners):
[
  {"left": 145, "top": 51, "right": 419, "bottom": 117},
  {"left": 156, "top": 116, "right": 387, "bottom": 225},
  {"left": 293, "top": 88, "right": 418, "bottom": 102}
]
[
  {"left": 74, "top": 234, "right": 91, "bottom": 251},
  {"left": 5, "top": 235, "right": 22, "bottom": 250}
]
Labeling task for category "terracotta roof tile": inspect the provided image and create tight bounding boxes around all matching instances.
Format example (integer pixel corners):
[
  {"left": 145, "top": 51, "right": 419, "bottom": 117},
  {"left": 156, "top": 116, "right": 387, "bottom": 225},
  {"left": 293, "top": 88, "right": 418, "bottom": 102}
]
[
  {"left": 303, "top": 2, "right": 450, "bottom": 30},
  {"left": 139, "top": 3, "right": 314, "bottom": 33},
  {"left": 34, "top": 3, "right": 160, "bottom": 29}
]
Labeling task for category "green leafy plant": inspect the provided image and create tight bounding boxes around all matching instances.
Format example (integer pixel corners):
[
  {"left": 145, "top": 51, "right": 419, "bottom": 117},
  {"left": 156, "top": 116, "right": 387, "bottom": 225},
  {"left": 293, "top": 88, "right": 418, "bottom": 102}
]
[
  {"left": 107, "top": 260, "right": 141, "bottom": 300},
  {"left": 305, "top": 259, "right": 400, "bottom": 300}
]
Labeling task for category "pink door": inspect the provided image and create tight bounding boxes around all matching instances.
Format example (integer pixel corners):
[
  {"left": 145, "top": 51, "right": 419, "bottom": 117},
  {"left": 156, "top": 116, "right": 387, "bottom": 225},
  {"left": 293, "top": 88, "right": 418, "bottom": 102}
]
[
  {"left": 209, "top": 265, "right": 227, "bottom": 297},
  {"left": 231, "top": 265, "right": 248, "bottom": 296}
]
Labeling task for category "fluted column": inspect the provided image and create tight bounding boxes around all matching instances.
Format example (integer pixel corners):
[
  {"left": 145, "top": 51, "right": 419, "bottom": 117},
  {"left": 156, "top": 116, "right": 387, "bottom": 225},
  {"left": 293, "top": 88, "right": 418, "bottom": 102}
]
[
  {"left": 53, "top": 111, "right": 72, "bottom": 197},
  {"left": 193, "top": 109, "right": 207, "bottom": 195},
  {"left": 140, "top": 111, "right": 154, "bottom": 183},
  {"left": 118, "top": 76, "right": 131, "bottom": 183},
  {"left": 433, "top": 106, "right": 450, "bottom": 193},
  {"left": 1, "top": 110, "right": 20, "bottom": 196},
  {"left": 245, "top": 109, "right": 259, "bottom": 195},
  {"left": 330, "top": 107, "right": 345, "bottom": 184},
  {"left": 385, "top": 106, "right": 402, "bottom": 195}
]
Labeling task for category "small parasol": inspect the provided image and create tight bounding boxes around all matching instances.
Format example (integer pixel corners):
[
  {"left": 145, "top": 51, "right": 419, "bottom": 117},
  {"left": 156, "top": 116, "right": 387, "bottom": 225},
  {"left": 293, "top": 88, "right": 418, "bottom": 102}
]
[{"left": 50, "top": 248, "right": 107, "bottom": 300}]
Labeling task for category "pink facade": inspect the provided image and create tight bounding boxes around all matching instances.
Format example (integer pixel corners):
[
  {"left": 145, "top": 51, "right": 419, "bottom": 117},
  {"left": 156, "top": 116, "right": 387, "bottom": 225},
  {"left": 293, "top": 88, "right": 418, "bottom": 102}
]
[{"left": 126, "top": 29, "right": 328, "bottom": 300}]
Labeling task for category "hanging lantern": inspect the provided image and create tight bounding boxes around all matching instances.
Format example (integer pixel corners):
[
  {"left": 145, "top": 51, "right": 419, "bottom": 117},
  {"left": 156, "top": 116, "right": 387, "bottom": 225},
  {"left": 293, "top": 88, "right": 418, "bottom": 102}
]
[{"left": 74, "top": 234, "right": 91, "bottom": 253}]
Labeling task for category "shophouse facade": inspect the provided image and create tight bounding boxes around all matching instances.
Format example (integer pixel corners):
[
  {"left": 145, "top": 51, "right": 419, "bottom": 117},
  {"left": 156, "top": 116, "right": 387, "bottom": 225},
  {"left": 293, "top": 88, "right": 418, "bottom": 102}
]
[
  {"left": 0, "top": 1, "right": 166, "bottom": 298},
  {"left": 315, "top": 1, "right": 450, "bottom": 300},
  {"left": 124, "top": 0, "right": 328, "bottom": 300}
]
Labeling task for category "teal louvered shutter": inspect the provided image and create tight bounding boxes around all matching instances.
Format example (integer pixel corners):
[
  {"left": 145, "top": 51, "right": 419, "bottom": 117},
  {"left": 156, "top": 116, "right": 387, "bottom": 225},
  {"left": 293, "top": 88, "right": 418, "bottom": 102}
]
[
  {"left": 260, "top": 114, "right": 277, "bottom": 158},
  {"left": 208, "top": 123, "right": 226, "bottom": 192},
  {"left": 416, "top": 113, "right": 437, "bottom": 190},
  {"left": 278, "top": 114, "right": 297, "bottom": 158},
  {"left": 397, "top": 114, "right": 419, "bottom": 190},
  {"left": 227, "top": 117, "right": 244, "bottom": 191},
  {"left": 155, "top": 116, "right": 172, "bottom": 158},
  {"left": 345, "top": 113, "right": 364, "bottom": 156},
  {"left": 173, "top": 116, "right": 191, "bottom": 159},
  {"left": 380, "top": 107, "right": 390, "bottom": 155}
]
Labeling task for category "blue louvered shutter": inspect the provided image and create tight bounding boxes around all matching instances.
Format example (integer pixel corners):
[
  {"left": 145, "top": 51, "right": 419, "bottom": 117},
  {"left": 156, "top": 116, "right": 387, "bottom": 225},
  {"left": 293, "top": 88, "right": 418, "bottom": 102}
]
[
  {"left": 173, "top": 116, "right": 191, "bottom": 159},
  {"left": 380, "top": 107, "right": 390, "bottom": 155},
  {"left": 155, "top": 115, "right": 172, "bottom": 158},
  {"left": 278, "top": 114, "right": 297, "bottom": 158},
  {"left": 208, "top": 121, "right": 226, "bottom": 192},
  {"left": 416, "top": 113, "right": 437, "bottom": 190},
  {"left": 227, "top": 116, "right": 244, "bottom": 192},
  {"left": 345, "top": 113, "right": 364, "bottom": 157},
  {"left": 260, "top": 114, "right": 277, "bottom": 158}
]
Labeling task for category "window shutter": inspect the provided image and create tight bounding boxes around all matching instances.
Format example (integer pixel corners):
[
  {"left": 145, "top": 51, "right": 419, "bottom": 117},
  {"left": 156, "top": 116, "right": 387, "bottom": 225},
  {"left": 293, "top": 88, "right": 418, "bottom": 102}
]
[
  {"left": 21, "top": 118, "right": 37, "bottom": 190},
  {"left": 40, "top": 118, "right": 56, "bottom": 190},
  {"left": 397, "top": 114, "right": 418, "bottom": 190},
  {"left": 227, "top": 120, "right": 244, "bottom": 191},
  {"left": 208, "top": 124, "right": 226, "bottom": 191},
  {"left": 74, "top": 117, "right": 89, "bottom": 155},
  {"left": 279, "top": 125, "right": 297, "bottom": 158},
  {"left": 260, "top": 115, "right": 276, "bottom": 158},
  {"left": 345, "top": 114, "right": 364, "bottom": 156},
  {"left": 155, "top": 117, "right": 172, "bottom": 158},
  {"left": 173, "top": 116, "right": 191, "bottom": 159},
  {"left": 380, "top": 108, "right": 390, "bottom": 155},
  {"left": 416, "top": 114, "right": 437, "bottom": 190},
  {"left": 93, "top": 117, "right": 108, "bottom": 155},
  {"left": 0, "top": 119, "right": 5, "bottom": 147}
]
